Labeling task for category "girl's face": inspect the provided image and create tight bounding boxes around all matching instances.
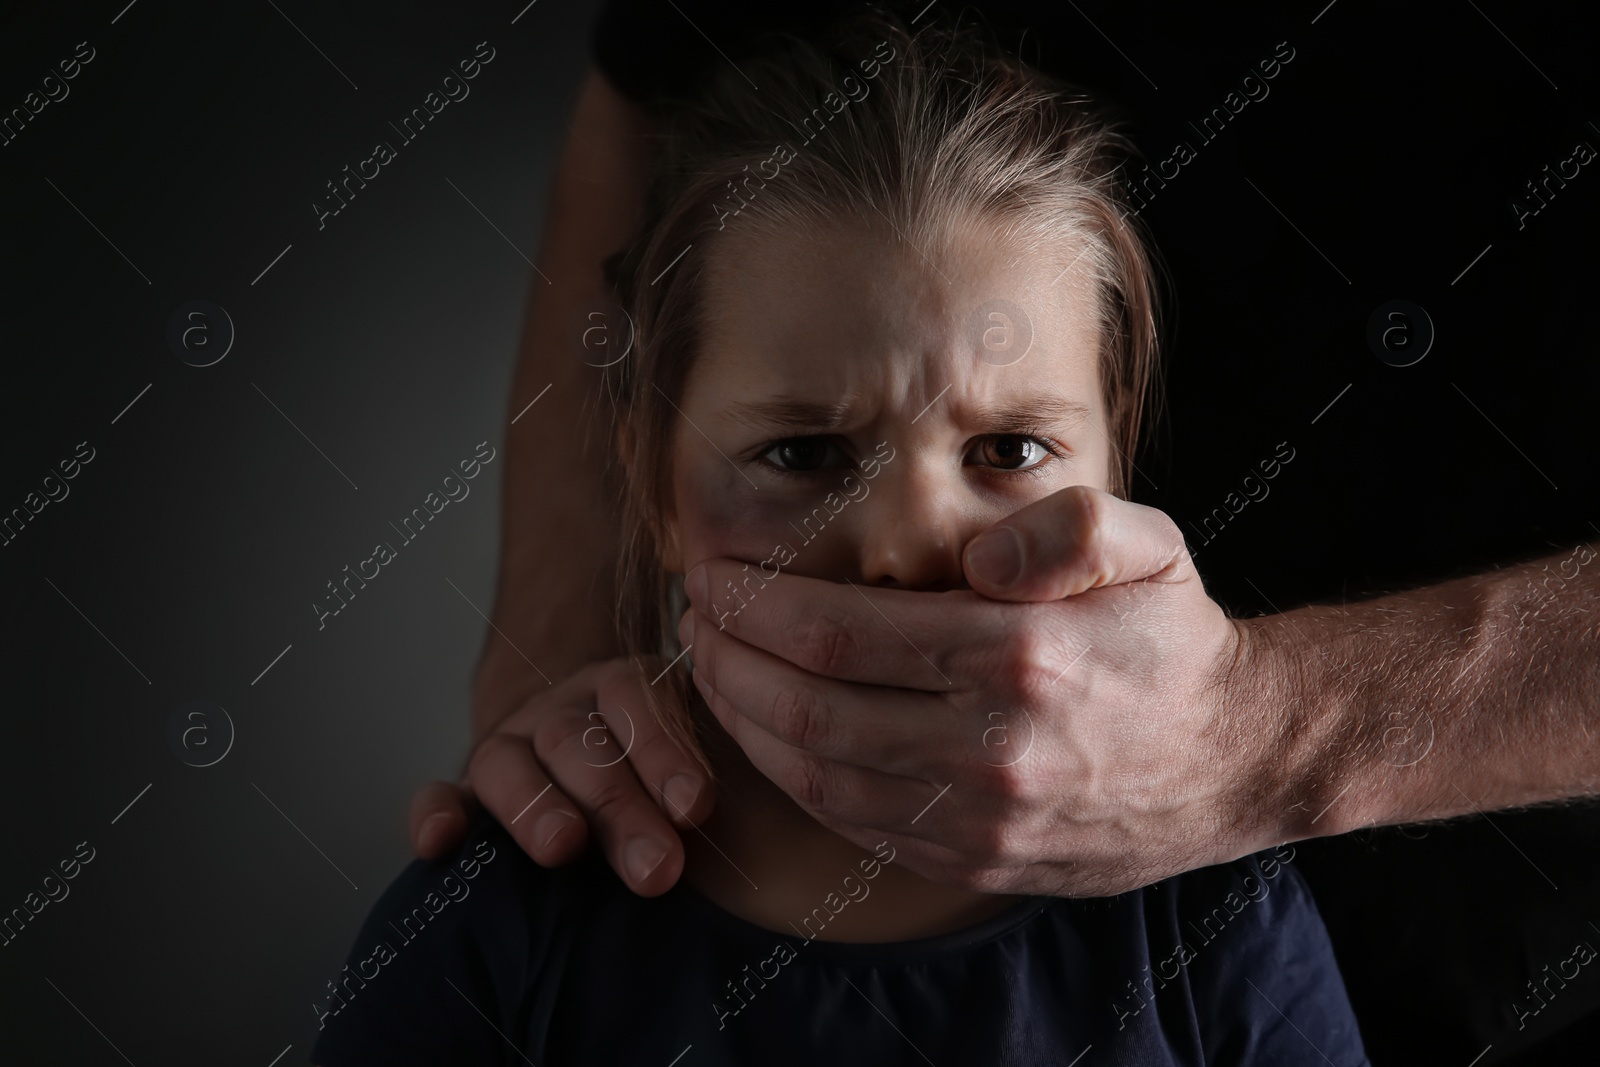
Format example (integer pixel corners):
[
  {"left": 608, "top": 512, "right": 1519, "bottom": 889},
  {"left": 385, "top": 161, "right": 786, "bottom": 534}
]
[{"left": 663, "top": 213, "right": 1114, "bottom": 596}]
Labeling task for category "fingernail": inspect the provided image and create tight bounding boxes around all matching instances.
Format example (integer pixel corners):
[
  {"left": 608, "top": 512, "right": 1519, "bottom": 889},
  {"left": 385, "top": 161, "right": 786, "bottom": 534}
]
[
  {"left": 663, "top": 773, "right": 700, "bottom": 816},
  {"left": 419, "top": 812, "right": 452, "bottom": 850},
  {"left": 685, "top": 563, "right": 708, "bottom": 607},
  {"left": 625, "top": 837, "right": 668, "bottom": 884},
  {"left": 967, "top": 526, "right": 1023, "bottom": 588},
  {"left": 533, "top": 811, "right": 569, "bottom": 851}
]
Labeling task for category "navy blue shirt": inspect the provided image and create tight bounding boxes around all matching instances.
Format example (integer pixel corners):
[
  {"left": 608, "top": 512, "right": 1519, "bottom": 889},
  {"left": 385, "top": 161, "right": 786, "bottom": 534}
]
[{"left": 312, "top": 815, "right": 1368, "bottom": 1065}]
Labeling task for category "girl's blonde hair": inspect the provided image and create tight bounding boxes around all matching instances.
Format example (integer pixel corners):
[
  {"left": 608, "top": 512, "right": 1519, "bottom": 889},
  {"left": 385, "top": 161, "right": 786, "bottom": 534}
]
[{"left": 601, "top": 7, "right": 1162, "bottom": 780}]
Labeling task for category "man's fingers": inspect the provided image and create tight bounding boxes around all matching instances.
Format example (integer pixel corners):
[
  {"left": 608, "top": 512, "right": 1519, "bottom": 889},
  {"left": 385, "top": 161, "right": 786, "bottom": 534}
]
[
  {"left": 591, "top": 663, "right": 715, "bottom": 830},
  {"left": 684, "top": 561, "right": 1006, "bottom": 690},
  {"left": 409, "top": 780, "right": 476, "bottom": 860},
  {"left": 465, "top": 661, "right": 704, "bottom": 897},
  {"left": 514, "top": 675, "right": 696, "bottom": 896},
  {"left": 468, "top": 733, "right": 592, "bottom": 867},
  {"left": 681, "top": 606, "right": 957, "bottom": 777},
  {"left": 962, "top": 484, "right": 1191, "bottom": 602},
  {"left": 693, "top": 662, "right": 949, "bottom": 846},
  {"left": 527, "top": 715, "right": 687, "bottom": 896}
]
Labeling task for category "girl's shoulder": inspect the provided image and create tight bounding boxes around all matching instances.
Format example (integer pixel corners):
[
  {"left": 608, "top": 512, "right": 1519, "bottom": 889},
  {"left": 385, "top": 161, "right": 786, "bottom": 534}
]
[
  {"left": 1051, "top": 843, "right": 1322, "bottom": 955},
  {"left": 1117, "top": 845, "right": 1372, "bottom": 1067},
  {"left": 1147, "top": 843, "right": 1315, "bottom": 929},
  {"left": 310, "top": 813, "right": 613, "bottom": 1066}
]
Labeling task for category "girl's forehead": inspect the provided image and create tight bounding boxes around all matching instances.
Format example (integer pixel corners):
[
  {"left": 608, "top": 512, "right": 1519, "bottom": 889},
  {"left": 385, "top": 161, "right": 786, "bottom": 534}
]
[{"left": 692, "top": 217, "right": 1104, "bottom": 412}]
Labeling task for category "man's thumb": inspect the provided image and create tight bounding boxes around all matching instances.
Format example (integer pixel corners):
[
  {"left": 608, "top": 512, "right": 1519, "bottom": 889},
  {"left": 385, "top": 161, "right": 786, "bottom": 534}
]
[{"left": 962, "top": 485, "right": 1188, "bottom": 602}]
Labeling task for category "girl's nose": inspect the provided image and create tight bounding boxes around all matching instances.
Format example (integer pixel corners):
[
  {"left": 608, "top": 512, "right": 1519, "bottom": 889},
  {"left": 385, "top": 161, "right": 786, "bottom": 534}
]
[{"left": 855, "top": 470, "right": 969, "bottom": 591}]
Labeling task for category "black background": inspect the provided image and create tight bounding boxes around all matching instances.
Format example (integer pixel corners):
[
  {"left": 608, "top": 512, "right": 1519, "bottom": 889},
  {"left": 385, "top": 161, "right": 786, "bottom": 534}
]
[{"left": 3, "top": 0, "right": 1597, "bottom": 1064}]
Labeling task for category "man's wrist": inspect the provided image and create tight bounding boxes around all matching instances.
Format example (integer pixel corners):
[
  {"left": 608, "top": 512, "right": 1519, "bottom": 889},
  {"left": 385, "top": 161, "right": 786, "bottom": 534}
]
[
  {"left": 1222, "top": 610, "right": 1369, "bottom": 847},
  {"left": 469, "top": 574, "right": 622, "bottom": 739}
]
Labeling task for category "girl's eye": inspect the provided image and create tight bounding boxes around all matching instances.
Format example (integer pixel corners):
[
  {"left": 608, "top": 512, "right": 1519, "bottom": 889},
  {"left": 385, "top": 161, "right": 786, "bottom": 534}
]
[
  {"left": 969, "top": 435, "right": 1054, "bottom": 471},
  {"left": 760, "top": 437, "right": 848, "bottom": 472}
]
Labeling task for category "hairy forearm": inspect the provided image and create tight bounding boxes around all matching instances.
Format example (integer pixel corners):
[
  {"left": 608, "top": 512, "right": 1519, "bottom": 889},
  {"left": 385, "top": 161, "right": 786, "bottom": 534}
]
[
  {"left": 473, "top": 70, "right": 656, "bottom": 738},
  {"left": 1239, "top": 541, "right": 1600, "bottom": 841}
]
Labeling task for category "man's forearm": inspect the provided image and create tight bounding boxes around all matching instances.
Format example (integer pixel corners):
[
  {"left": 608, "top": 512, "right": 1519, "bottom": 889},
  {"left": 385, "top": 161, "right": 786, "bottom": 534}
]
[
  {"left": 1240, "top": 541, "right": 1600, "bottom": 841},
  {"left": 474, "top": 70, "right": 656, "bottom": 737}
]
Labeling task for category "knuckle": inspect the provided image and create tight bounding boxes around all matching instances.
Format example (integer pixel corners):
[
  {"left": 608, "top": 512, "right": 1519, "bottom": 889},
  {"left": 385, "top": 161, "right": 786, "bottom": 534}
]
[
  {"left": 595, "top": 657, "right": 641, "bottom": 696},
  {"left": 581, "top": 775, "right": 638, "bottom": 829},
  {"left": 1066, "top": 485, "right": 1110, "bottom": 574},
  {"left": 1150, "top": 514, "right": 1193, "bottom": 579},
  {"left": 998, "top": 631, "right": 1058, "bottom": 702},
  {"left": 530, "top": 706, "right": 586, "bottom": 761},
  {"left": 565, "top": 712, "right": 625, "bottom": 768},
  {"left": 973, "top": 755, "right": 1032, "bottom": 807},
  {"left": 991, "top": 760, "right": 1033, "bottom": 806},
  {"left": 768, "top": 685, "right": 831, "bottom": 751},
  {"left": 629, "top": 723, "right": 690, "bottom": 776},
  {"left": 784, "top": 753, "right": 833, "bottom": 813},
  {"left": 1150, "top": 507, "right": 1183, "bottom": 549},
  {"left": 793, "top": 608, "right": 860, "bottom": 676},
  {"left": 692, "top": 630, "right": 718, "bottom": 688},
  {"left": 467, "top": 732, "right": 522, "bottom": 780},
  {"left": 1066, "top": 481, "right": 1103, "bottom": 525}
]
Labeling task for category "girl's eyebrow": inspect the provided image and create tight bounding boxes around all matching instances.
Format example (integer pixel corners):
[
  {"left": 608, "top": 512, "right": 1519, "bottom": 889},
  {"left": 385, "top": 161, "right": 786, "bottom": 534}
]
[
  {"left": 724, "top": 397, "right": 855, "bottom": 433},
  {"left": 722, "top": 395, "right": 1093, "bottom": 434},
  {"left": 961, "top": 396, "right": 1093, "bottom": 433}
]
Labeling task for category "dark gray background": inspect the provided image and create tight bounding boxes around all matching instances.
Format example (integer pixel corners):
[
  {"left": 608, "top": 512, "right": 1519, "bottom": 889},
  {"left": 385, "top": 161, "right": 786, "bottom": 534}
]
[{"left": 1, "top": 1, "right": 597, "bottom": 1061}]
